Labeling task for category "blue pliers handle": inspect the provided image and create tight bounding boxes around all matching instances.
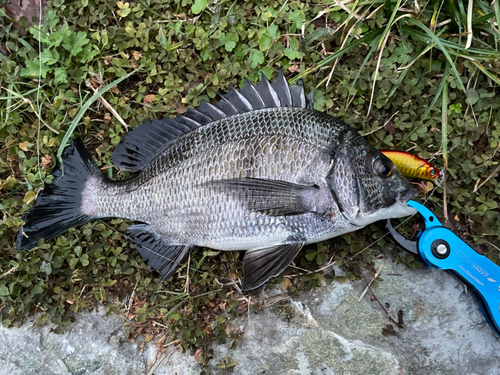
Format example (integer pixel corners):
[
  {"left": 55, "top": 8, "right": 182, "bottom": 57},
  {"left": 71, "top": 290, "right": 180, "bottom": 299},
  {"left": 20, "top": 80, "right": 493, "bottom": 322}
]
[{"left": 386, "top": 200, "right": 500, "bottom": 338}]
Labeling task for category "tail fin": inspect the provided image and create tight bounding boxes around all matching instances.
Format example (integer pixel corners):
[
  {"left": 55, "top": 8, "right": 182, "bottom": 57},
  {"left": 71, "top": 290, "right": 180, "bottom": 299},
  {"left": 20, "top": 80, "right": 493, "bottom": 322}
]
[{"left": 17, "top": 138, "right": 101, "bottom": 250}]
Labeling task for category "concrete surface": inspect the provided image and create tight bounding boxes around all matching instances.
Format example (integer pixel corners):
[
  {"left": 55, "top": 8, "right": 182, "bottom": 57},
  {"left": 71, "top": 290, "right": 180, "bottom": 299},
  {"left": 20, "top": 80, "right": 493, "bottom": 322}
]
[{"left": 1, "top": 260, "right": 499, "bottom": 374}]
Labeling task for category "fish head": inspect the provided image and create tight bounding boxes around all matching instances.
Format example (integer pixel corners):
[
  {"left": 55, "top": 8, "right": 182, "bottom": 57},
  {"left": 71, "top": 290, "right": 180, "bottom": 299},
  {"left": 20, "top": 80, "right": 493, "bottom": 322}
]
[{"left": 328, "top": 145, "right": 417, "bottom": 227}]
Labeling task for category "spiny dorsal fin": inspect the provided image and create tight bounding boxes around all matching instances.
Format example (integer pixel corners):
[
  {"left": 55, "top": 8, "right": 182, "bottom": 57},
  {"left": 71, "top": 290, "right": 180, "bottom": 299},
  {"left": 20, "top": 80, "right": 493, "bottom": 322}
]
[{"left": 112, "top": 70, "right": 314, "bottom": 172}]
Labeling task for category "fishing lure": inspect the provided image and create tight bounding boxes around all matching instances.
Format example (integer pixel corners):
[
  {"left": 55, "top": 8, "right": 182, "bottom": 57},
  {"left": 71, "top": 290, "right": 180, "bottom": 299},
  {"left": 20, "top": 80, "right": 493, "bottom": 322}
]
[{"left": 381, "top": 150, "right": 440, "bottom": 181}]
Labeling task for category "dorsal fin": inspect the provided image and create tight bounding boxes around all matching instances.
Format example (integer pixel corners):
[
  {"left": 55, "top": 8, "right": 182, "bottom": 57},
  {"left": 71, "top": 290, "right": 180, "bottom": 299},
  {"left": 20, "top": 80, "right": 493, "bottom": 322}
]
[{"left": 112, "top": 70, "right": 314, "bottom": 172}]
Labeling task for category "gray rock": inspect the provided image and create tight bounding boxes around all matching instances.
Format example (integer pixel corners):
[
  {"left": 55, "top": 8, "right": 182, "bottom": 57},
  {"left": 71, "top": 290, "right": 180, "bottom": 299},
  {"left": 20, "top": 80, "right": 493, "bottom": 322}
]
[
  {"left": 0, "top": 307, "right": 198, "bottom": 375},
  {"left": 209, "top": 261, "right": 500, "bottom": 374},
  {"left": 0, "top": 260, "right": 499, "bottom": 374}
]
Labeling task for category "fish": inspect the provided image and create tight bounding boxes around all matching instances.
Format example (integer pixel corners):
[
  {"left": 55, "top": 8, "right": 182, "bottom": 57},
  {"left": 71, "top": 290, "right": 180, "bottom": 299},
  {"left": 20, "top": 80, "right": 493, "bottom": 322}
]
[
  {"left": 380, "top": 150, "right": 440, "bottom": 181},
  {"left": 17, "top": 70, "right": 417, "bottom": 291}
]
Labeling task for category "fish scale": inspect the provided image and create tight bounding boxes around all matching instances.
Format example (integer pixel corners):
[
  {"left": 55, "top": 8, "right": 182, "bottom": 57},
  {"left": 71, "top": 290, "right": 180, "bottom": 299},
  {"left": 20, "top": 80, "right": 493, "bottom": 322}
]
[{"left": 17, "top": 71, "right": 417, "bottom": 290}]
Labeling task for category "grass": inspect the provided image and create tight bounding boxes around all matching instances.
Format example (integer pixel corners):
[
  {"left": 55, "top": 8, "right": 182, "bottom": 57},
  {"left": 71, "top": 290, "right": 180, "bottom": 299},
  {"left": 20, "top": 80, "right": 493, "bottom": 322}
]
[{"left": 1, "top": 0, "right": 499, "bottom": 371}]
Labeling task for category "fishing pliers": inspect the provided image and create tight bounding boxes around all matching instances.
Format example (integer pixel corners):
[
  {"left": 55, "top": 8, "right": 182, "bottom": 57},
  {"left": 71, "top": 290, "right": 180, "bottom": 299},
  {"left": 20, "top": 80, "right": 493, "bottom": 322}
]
[{"left": 386, "top": 200, "right": 500, "bottom": 338}]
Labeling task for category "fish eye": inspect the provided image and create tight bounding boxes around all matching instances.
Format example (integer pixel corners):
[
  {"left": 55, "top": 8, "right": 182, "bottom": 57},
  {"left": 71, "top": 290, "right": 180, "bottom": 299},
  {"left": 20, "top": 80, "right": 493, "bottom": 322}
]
[
  {"left": 374, "top": 158, "right": 393, "bottom": 178},
  {"left": 430, "top": 170, "right": 436, "bottom": 176}
]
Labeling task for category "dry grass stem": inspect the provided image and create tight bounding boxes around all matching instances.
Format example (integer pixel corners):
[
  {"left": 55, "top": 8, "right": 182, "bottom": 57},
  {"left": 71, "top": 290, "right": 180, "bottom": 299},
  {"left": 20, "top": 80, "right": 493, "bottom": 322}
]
[
  {"left": 473, "top": 164, "right": 500, "bottom": 193},
  {"left": 85, "top": 79, "right": 129, "bottom": 130},
  {"left": 358, "top": 261, "right": 384, "bottom": 302},
  {"left": 0, "top": 265, "right": 19, "bottom": 279}
]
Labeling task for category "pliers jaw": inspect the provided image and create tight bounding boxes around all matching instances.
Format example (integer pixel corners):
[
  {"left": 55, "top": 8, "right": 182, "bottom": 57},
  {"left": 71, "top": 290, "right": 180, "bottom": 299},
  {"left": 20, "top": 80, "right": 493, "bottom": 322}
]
[
  {"left": 385, "top": 200, "right": 443, "bottom": 256},
  {"left": 385, "top": 219, "right": 419, "bottom": 255},
  {"left": 385, "top": 200, "right": 500, "bottom": 339}
]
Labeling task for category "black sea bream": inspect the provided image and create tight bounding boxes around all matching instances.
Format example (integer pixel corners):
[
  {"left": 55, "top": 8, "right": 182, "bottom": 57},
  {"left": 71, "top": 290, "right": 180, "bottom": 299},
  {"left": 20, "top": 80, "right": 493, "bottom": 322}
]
[{"left": 17, "top": 71, "right": 416, "bottom": 290}]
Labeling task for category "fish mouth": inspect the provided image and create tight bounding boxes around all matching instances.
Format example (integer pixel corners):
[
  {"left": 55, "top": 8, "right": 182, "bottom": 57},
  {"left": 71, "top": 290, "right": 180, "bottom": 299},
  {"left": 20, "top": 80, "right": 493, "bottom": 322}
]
[
  {"left": 391, "top": 189, "right": 418, "bottom": 218},
  {"left": 399, "top": 189, "right": 418, "bottom": 203}
]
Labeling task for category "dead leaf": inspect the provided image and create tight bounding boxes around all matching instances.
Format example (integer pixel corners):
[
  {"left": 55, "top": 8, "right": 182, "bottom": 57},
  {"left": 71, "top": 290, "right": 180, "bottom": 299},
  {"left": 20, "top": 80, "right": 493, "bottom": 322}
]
[
  {"left": 157, "top": 335, "right": 166, "bottom": 346},
  {"left": 144, "top": 333, "right": 154, "bottom": 342},
  {"left": 382, "top": 323, "right": 398, "bottom": 337},
  {"left": 41, "top": 154, "right": 52, "bottom": 169},
  {"left": 132, "top": 50, "right": 142, "bottom": 60},
  {"left": 288, "top": 64, "right": 300, "bottom": 73},
  {"left": 384, "top": 119, "right": 397, "bottom": 136},
  {"left": 194, "top": 349, "right": 204, "bottom": 363},
  {"left": 104, "top": 113, "right": 112, "bottom": 123},
  {"left": 144, "top": 94, "right": 155, "bottom": 103},
  {"left": 280, "top": 278, "right": 292, "bottom": 292},
  {"left": 19, "top": 141, "right": 29, "bottom": 151},
  {"left": 111, "top": 85, "right": 120, "bottom": 95}
]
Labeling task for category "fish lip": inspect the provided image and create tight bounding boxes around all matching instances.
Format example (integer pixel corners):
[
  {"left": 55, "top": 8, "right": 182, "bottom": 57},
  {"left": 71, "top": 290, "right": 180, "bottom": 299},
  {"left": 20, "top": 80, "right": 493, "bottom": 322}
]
[
  {"left": 399, "top": 189, "right": 418, "bottom": 203},
  {"left": 390, "top": 188, "right": 418, "bottom": 218}
]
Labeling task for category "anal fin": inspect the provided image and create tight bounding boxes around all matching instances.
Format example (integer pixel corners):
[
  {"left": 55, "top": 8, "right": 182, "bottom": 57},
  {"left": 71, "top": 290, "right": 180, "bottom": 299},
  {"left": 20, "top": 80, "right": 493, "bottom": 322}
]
[
  {"left": 128, "top": 224, "right": 193, "bottom": 281},
  {"left": 242, "top": 242, "right": 304, "bottom": 291}
]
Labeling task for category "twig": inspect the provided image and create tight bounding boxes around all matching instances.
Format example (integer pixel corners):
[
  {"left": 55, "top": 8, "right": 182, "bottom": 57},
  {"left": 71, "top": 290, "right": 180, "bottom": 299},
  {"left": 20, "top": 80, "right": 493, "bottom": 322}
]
[
  {"left": 484, "top": 240, "right": 500, "bottom": 253},
  {"left": 359, "top": 268, "right": 402, "bottom": 327},
  {"left": 358, "top": 261, "right": 384, "bottom": 302},
  {"left": 473, "top": 164, "right": 500, "bottom": 193},
  {"left": 183, "top": 255, "right": 191, "bottom": 294},
  {"left": 85, "top": 79, "right": 129, "bottom": 130},
  {"left": 442, "top": 76, "right": 449, "bottom": 223},
  {"left": 260, "top": 294, "right": 291, "bottom": 309},
  {"left": 361, "top": 111, "right": 399, "bottom": 136},
  {"left": 367, "top": 13, "right": 412, "bottom": 117},
  {"left": 326, "top": 2, "right": 380, "bottom": 87},
  {"left": 78, "top": 284, "right": 87, "bottom": 299},
  {"left": 153, "top": 321, "right": 169, "bottom": 329},
  {"left": 147, "top": 352, "right": 169, "bottom": 375},
  {"left": 125, "top": 280, "right": 139, "bottom": 312},
  {"left": 332, "top": 0, "right": 363, "bottom": 21},
  {"left": 0, "top": 265, "right": 19, "bottom": 279}
]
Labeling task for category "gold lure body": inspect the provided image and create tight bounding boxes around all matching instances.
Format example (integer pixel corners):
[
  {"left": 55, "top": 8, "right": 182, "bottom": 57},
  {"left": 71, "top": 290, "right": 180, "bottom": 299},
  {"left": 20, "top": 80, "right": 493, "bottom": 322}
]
[{"left": 381, "top": 150, "right": 440, "bottom": 181}]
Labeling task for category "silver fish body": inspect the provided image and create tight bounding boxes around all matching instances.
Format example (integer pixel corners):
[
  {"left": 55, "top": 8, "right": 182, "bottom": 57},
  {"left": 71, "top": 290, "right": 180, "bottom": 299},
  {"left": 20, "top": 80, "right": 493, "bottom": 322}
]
[{"left": 18, "top": 71, "right": 416, "bottom": 290}]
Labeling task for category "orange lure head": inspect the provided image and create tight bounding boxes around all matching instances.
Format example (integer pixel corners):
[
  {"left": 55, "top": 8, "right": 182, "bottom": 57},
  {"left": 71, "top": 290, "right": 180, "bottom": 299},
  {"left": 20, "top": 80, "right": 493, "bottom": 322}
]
[{"left": 380, "top": 150, "right": 440, "bottom": 181}]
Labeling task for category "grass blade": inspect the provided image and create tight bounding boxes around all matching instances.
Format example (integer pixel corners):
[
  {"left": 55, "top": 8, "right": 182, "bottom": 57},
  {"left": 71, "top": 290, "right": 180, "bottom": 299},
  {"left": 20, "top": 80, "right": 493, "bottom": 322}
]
[
  {"left": 289, "top": 28, "right": 384, "bottom": 84},
  {"left": 401, "top": 25, "right": 499, "bottom": 58},
  {"left": 422, "top": 62, "right": 452, "bottom": 120},
  {"left": 404, "top": 18, "right": 466, "bottom": 92},
  {"left": 394, "top": 63, "right": 451, "bottom": 147},
  {"left": 350, "top": 34, "right": 381, "bottom": 89},
  {"left": 57, "top": 68, "right": 140, "bottom": 162},
  {"left": 377, "top": 0, "right": 402, "bottom": 49},
  {"left": 471, "top": 60, "right": 500, "bottom": 85}
]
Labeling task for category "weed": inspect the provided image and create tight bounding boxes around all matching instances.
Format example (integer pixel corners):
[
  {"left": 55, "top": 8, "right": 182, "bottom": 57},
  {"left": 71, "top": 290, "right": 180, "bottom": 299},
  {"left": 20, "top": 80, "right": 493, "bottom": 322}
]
[{"left": 0, "top": 0, "right": 499, "bottom": 368}]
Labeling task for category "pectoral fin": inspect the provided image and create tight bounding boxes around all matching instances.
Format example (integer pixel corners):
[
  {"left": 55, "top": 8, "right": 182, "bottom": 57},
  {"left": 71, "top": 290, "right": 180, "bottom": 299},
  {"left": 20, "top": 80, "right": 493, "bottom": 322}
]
[
  {"left": 242, "top": 242, "right": 304, "bottom": 291},
  {"left": 205, "top": 178, "right": 319, "bottom": 216}
]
